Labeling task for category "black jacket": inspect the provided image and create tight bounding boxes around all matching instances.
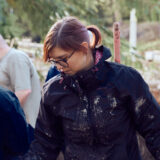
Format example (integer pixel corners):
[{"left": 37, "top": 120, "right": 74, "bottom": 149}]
[
  {"left": 0, "top": 87, "right": 31, "bottom": 160},
  {"left": 22, "top": 46, "right": 160, "bottom": 160}
]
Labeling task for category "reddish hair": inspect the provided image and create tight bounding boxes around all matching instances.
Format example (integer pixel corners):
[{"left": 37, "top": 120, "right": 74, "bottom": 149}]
[{"left": 43, "top": 16, "right": 102, "bottom": 62}]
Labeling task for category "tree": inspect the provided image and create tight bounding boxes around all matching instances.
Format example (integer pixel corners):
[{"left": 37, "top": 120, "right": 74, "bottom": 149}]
[
  {"left": 6, "top": 0, "right": 115, "bottom": 39},
  {"left": 0, "top": 0, "right": 24, "bottom": 38}
]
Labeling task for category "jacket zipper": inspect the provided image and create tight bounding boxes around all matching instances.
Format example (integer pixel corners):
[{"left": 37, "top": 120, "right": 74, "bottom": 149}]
[{"left": 86, "top": 92, "right": 98, "bottom": 146}]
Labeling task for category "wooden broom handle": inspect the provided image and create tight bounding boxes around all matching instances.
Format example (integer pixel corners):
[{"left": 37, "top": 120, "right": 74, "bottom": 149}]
[{"left": 113, "top": 22, "right": 121, "bottom": 63}]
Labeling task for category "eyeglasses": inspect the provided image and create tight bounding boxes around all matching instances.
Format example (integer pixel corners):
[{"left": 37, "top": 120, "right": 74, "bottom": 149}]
[{"left": 48, "top": 50, "right": 75, "bottom": 68}]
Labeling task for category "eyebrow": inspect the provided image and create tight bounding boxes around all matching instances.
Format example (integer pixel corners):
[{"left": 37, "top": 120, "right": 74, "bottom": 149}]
[
  {"left": 56, "top": 55, "right": 67, "bottom": 59},
  {"left": 48, "top": 54, "right": 67, "bottom": 60}
]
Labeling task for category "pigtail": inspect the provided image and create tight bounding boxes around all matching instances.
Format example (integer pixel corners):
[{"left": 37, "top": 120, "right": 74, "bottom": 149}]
[{"left": 87, "top": 25, "right": 102, "bottom": 49}]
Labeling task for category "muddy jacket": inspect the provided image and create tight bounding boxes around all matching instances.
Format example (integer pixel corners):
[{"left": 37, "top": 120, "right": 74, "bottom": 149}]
[{"left": 22, "top": 46, "right": 160, "bottom": 160}]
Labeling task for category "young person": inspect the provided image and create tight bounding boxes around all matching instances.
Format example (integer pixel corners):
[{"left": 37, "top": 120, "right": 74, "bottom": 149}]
[{"left": 21, "top": 16, "right": 160, "bottom": 160}]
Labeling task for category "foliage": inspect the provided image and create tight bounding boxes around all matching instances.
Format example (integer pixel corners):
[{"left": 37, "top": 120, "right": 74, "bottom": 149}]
[
  {"left": 119, "top": 0, "right": 160, "bottom": 21},
  {"left": 138, "top": 40, "right": 160, "bottom": 52},
  {"left": 3, "top": 0, "right": 160, "bottom": 41},
  {"left": 0, "top": 0, "right": 25, "bottom": 39}
]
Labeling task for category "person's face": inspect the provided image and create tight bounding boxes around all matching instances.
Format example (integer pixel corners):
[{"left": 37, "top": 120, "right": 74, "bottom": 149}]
[{"left": 49, "top": 44, "right": 89, "bottom": 76}]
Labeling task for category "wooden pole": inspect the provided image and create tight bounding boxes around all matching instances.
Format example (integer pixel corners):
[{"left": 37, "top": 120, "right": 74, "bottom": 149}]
[{"left": 113, "top": 22, "right": 121, "bottom": 63}]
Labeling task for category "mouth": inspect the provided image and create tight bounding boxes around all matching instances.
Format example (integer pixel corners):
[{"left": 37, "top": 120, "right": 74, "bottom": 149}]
[
  {"left": 61, "top": 69, "right": 70, "bottom": 73},
  {"left": 58, "top": 68, "right": 70, "bottom": 73}
]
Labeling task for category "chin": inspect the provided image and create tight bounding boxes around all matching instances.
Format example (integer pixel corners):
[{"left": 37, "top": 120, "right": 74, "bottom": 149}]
[
  {"left": 64, "top": 71, "right": 76, "bottom": 76},
  {"left": 66, "top": 73, "right": 75, "bottom": 76}
]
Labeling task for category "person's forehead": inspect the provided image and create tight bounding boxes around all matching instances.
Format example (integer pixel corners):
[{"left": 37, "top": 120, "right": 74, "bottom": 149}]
[{"left": 49, "top": 47, "right": 70, "bottom": 59}]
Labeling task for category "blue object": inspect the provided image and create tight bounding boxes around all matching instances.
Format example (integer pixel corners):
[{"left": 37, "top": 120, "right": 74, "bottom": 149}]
[
  {"left": 45, "top": 66, "right": 60, "bottom": 82},
  {"left": 0, "top": 86, "right": 32, "bottom": 160}
]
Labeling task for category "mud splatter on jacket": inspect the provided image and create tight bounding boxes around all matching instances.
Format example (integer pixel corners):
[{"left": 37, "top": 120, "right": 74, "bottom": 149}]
[{"left": 22, "top": 46, "right": 160, "bottom": 160}]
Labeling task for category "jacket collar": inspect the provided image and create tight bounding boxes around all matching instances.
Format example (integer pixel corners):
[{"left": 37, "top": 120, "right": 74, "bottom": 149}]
[{"left": 64, "top": 45, "right": 112, "bottom": 93}]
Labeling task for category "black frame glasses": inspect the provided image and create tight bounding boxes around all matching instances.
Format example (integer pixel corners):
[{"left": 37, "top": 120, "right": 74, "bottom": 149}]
[{"left": 48, "top": 50, "right": 75, "bottom": 68}]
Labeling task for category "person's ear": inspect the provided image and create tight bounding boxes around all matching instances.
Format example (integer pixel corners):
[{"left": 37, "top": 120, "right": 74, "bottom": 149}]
[{"left": 81, "top": 42, "right": 89, "bottom": 54}]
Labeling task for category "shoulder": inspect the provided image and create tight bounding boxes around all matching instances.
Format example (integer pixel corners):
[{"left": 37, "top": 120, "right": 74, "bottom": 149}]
[
  {"left": 106, "top": 62, "right": 142, "bottom": 80},
  {"left": 0, "top": 87, "right": 20, "bottom": 113},
  {"left": 7, "top": 48, "right": 30, "bottom": 62},
  {"left": 42, "top": 74, "right": 71, "bottom": 106},
  {"left": 106, "top": 62, "right": 146, "bottom": 94},
  {"left": 0, "top": 86, "right": 16, "bottom": 101}
]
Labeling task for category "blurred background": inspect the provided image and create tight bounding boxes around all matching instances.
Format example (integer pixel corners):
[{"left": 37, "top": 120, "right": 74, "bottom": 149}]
[{"left": 0, "top": 0, "right": 160, "bottom": 103}]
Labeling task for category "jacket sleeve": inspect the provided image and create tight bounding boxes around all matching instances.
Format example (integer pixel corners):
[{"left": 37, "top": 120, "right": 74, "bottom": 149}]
[
  {"left": 21, "top": 89, "right": 64, "bottom": 160},
  {"left": 118, "top": 67, "right": 160, "bottom": 159}
]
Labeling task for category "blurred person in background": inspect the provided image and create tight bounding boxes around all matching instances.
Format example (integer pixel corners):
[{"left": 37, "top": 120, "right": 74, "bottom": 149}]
[
  {"left": 0, "top": 34, "right": 41, "bottom": 128},
  {"left": 0, "top": 86, "right": 32, "bottom": 160}
]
